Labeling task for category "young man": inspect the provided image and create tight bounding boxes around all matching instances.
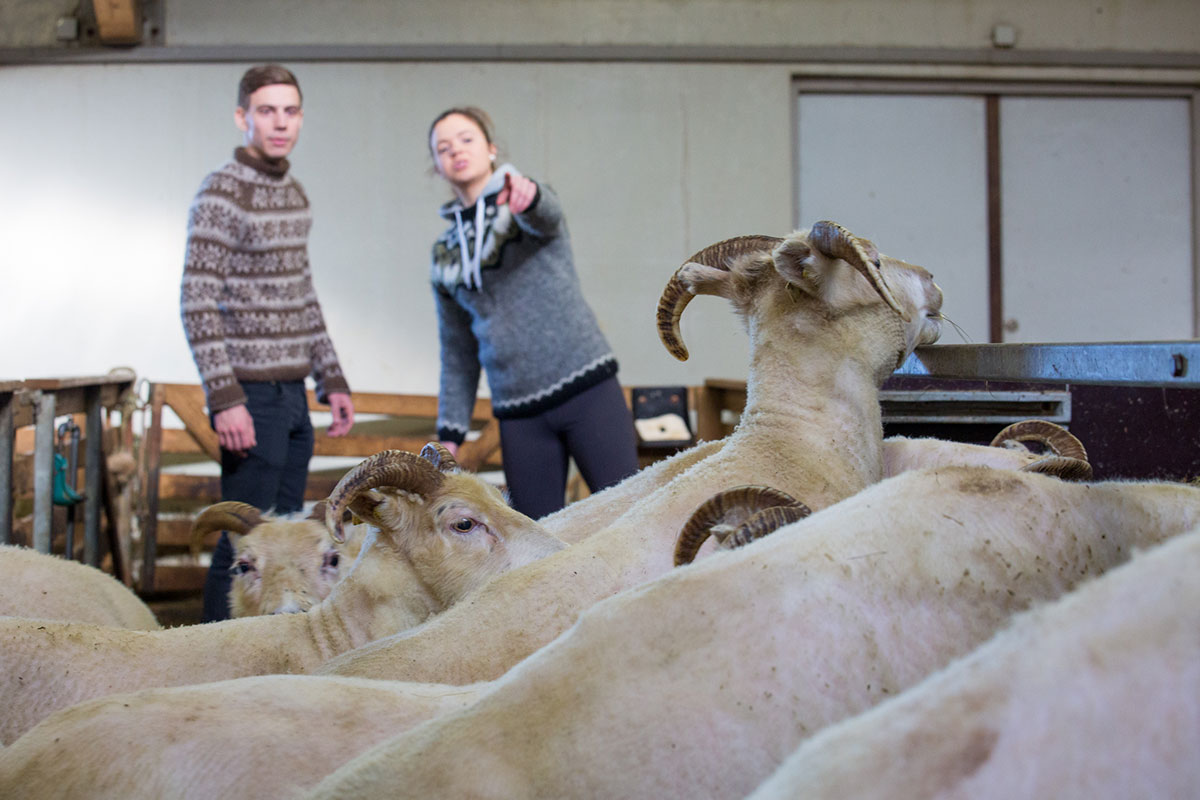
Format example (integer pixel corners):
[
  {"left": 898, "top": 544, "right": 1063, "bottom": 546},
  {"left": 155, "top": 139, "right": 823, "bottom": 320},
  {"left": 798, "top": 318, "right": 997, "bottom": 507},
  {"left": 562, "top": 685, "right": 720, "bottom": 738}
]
[{"left": 181, "top": 64, "right": 355, "bottom": 622}]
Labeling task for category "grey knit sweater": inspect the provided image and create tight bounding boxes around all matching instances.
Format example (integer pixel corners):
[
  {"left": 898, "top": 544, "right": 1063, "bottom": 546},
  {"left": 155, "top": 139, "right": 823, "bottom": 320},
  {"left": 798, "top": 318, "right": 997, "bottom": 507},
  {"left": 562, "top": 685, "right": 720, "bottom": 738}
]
[
  {"left": 432, "top": 164, "right": 617, "bottom": 444},
  {"left": 181, "top": 148, "right": 349, "bottom": 413}
]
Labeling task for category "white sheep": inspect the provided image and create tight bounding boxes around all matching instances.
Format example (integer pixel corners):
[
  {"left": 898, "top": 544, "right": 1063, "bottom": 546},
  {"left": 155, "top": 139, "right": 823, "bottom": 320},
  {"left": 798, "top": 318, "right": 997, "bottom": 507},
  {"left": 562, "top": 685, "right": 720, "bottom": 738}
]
[
  {"left": 0, "top": 544, "right": 159, "bottom": 630},
  {"left": 746, "top": 523, "right": 1200, "bottom": 800},
  {"left": 317, "top": 220, "right": 945, "bottom": 684},
  {"left": 189, "top": 502, "right": 366, "bottom": 617},
  {"left": 298, "top": 467, "right": 1200, "bottom": 799},
  {"left": 0, "top": 446, "right": 564, "bottom": 745},
  {"left": 884, "top": 419, "right": 1092, "bottom": 480},
  {"left": 13, "top": 467, "right": 1191, "bottom": 799},
  {"left": 0, "top": 675, "right": 487, "bottom": 800}
]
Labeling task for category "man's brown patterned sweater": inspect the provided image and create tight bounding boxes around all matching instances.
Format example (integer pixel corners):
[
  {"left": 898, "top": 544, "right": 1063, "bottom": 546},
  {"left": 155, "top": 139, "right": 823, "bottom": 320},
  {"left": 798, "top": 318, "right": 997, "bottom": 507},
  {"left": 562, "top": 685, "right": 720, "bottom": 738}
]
[{"left": 180, "top": 147, "right": 349, "bottom": 413}]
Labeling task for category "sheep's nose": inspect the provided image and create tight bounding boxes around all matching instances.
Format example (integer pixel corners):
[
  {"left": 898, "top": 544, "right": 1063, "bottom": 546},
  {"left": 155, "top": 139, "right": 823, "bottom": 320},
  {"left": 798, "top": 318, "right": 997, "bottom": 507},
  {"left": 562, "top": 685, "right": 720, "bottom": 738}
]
[{"left": 271, "top": 593, "right": 307, "bottom": 614}]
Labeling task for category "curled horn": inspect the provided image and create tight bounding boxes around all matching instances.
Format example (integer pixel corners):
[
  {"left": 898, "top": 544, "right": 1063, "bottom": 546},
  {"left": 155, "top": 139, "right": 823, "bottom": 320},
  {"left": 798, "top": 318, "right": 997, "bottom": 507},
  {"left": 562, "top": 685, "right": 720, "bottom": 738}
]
[
  {"left": 674, "top": 485, "right": 804, "bottom": 567},
  {"left": 325, "top": 450, "right": 445, "bottom": 543},
  {"left": 1021, "top": 455, "right": 1093, "bottom": 482},
  {"left": 990, "top": 420, "right": 1089, "bottom": 462},
  {"left": 420, "top": 442, "right": 460, "bottom": 473},
  {"left": 808, "top": 220, "right": 909, "bottom": 321},
  {"left": 190, "top": 501, "right": 264, "bottom": 558},
  {"left": 656, "top": 235, "right": 783, "bottom": 362},
  {"left": 717, "top": 504, "right": 812, "bottom": 551}
]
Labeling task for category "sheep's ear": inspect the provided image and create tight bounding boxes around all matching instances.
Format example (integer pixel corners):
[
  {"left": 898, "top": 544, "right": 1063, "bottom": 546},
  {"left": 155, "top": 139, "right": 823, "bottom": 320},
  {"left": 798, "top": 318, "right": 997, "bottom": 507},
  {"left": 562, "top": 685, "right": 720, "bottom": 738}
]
[
  {"left": 346, "top": 489, "right": 387, "bottom": 524},
  {"left": 676, "top": 261, "right": 734, "bottom": 298},
  {"left": 773, "top": 233, "right": 879, "bottom": 308},
  {"left": 771, "top": 237, "right": 826, "bottom": 299}
]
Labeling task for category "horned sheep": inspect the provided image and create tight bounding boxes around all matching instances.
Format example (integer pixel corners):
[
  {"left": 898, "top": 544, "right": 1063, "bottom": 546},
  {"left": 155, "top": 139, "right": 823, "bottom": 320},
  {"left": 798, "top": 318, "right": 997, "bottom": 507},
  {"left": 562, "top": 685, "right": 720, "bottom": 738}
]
[
  {"left": 0, "top": 446, "right": 564, "bottom": 745},
  {"left": 317, "top": 220, "right": 946, "bottom": 684},
  {"left": 12, "top": 467, "right": 1197, "bottom": 799},
  {"left": 301, "top": 467, "right": 1200, "bottom": 799},
  {"left": 189, "top": 502, "right": 367, "bottom": 618}
]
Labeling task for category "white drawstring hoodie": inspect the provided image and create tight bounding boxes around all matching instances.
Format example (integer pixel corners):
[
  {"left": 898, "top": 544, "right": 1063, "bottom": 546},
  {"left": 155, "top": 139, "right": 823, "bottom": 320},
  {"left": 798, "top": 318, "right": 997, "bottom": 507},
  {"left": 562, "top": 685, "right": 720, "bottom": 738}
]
[{"left": 435, "top": 163, "right": 521, "bottom": 292}]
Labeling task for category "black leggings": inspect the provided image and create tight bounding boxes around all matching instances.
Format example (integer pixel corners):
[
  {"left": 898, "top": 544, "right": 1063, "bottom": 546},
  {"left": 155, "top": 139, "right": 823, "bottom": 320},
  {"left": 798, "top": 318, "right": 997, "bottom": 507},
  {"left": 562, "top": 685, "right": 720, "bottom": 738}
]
[{"left": 499, "top": 376, "right": 639, "bottom": 520}]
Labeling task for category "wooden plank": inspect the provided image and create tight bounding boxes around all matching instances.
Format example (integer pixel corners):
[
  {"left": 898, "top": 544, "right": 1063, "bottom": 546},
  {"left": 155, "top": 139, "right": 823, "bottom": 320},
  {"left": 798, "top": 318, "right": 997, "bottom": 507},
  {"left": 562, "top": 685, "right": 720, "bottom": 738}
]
[
  {"left": 13, "top": 413, "right": 86, "bottom": 454},
  {"left": 695, "top": 383, "right": 735, "bottom": 441},
  {"left": 147, "top": 564, "right": 208, "bottom": 594},
  {"left": 141, "top": 384, "right": 165, "bottom": 592},
  {"left": 92, "top": 0, "right": 142, "bottom": 44},
  {"left": 159, "top": 429, "right": 444, "bottom": 458},
  {"left": 155, "top": 516, "right": 213, "bottom": 551},
  {"left": 161, "top": 385, "right": 220, "bottom": 462},
  {"left": 458, "top": 418, "right": 502, "bottom": 472},
  {"left": 99, "top": 453, "right": 127, "bottom": 584},
  {"left": 0, "top": 389, "right": 13, "bottom": 544},
  {"left": 158, "top": 472, "right": 341, "bottom": 503},
  {"left": 306, "top": 390, "right": 493, "bottom": 421},
  {"left": 22, "top": 370, "right": 136, "bottom": 391},
  {"left": 313, "top": 435, "right": 433, "bottom": 458},
  {"left": 161, "top": 428, "right": 204, "bottom": 454}
]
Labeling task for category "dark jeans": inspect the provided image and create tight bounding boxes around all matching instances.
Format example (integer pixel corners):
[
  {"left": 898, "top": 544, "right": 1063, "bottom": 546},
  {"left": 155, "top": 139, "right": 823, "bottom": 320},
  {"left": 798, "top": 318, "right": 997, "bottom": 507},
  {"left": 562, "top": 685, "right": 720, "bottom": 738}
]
[
  {"left": 201, "top": 380, "right": 314, "bottom": 623},
  {"left": 499, "top": 375, "right": 640, "bottom": 520}
]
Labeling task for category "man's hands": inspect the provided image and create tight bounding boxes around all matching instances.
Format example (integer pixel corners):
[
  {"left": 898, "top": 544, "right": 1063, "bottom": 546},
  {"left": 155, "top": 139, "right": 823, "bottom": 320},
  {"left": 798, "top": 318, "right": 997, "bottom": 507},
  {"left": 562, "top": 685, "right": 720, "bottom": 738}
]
[
  {"left": 327, "top": 392, "right": 355, "bottom": 438},
  {"left": 496, "top": 172, "right": 536, "bottom": 214},
  {"left": 214, "top": 404, "right": 256, "bottom": 455},
  {"left": 439, "top": 440, "right": 460, "bottom": 457},
  {"left": 215, "top": 391, "right": 354, "bottom": 457}
]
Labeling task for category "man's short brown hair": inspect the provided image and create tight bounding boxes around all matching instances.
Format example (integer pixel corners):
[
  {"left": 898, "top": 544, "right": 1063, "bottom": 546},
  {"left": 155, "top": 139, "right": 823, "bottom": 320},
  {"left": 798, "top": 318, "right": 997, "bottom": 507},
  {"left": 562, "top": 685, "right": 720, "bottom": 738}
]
[{"left": 238, "top": 64, "right": 302, "bottom": 110}]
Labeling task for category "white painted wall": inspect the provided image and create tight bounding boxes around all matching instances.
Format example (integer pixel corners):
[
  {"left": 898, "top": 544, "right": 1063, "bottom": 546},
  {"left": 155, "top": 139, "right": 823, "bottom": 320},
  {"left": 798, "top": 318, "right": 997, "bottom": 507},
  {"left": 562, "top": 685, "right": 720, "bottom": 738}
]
[
  {"left": 1, "top": 0, "right": 1196, "bottom": 399},
  {"left": 0, "top": 61, "right": 792, "bottom": 394},
  {"left": 1001, "top": 96, "right": 1194, "bottom": 342}
]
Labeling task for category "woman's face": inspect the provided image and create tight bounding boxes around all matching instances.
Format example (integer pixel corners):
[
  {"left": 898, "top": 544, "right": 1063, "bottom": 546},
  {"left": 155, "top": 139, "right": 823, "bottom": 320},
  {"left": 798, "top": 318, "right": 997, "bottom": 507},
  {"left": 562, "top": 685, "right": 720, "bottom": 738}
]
[{"left": 431, "top": 113, "right": 497, "bottom": 193}]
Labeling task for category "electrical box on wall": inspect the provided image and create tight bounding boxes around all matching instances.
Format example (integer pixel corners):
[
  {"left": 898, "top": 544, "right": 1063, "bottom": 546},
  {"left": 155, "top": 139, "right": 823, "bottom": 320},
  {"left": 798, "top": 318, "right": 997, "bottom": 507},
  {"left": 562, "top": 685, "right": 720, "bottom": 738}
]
[{"left": 92, "top": 0, "right": 142, "bottom": 45}]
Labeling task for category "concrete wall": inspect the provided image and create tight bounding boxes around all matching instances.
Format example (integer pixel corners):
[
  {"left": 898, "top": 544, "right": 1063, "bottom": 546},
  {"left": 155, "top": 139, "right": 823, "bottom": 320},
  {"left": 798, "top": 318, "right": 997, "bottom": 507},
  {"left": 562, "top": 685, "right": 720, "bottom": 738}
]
[
  {"left": 5, "top": 0, "right": 1200, "bottom": 53},
  {"left": 0, "top": 0, "right": 1197, "bottom": 400}
]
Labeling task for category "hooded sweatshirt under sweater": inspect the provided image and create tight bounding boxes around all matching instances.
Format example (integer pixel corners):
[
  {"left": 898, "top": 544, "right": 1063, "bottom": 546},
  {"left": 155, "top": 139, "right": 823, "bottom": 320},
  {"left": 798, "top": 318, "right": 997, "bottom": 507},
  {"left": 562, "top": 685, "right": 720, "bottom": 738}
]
[{"left": 432, "top": 164, "right": 618, "bottom": 445}]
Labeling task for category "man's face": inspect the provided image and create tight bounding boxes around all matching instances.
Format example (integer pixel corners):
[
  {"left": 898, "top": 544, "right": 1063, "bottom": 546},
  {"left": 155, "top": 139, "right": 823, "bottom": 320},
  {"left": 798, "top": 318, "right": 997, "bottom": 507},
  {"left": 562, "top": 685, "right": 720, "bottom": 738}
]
[{"left": 235, "top": 83, "right": 303, "bottom": 160}]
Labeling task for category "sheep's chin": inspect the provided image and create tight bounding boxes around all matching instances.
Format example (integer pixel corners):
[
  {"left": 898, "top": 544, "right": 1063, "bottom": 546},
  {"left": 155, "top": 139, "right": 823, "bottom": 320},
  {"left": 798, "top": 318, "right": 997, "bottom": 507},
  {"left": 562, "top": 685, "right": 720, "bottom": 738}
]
[{"left": 918, "top": 316, "right": 942, "bottom": 345}]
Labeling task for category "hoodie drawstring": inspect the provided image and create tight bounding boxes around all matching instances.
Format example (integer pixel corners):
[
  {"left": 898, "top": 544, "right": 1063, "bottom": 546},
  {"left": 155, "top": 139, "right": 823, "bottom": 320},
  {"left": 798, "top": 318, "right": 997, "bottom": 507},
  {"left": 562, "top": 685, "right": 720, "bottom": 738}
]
[{"left": 453, "top": 197, "right": 488, "bottom": 290}]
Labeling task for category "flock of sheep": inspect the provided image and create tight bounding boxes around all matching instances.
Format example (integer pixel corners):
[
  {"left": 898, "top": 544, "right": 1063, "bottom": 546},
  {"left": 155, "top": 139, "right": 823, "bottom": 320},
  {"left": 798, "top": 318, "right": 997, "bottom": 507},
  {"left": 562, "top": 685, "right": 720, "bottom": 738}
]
[{"left": 1, "top": 221, "right": 1196, "bottom": 798}]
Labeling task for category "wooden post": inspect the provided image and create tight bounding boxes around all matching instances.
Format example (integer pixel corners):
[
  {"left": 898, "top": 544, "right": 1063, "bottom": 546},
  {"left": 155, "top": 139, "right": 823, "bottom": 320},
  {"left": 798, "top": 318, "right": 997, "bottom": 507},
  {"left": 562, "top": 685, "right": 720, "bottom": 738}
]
[
  {"left": 84, "top": 386, "right": 102, "bottom": 566},
  {"left": 32, "top": 390, "right": 56, "bottom": 553},
  {"left": 0, "top": 386, "right": 14, "bottom": 545},
  {"left": 141, "top": 383, "right": 165, "bottom": 592}
]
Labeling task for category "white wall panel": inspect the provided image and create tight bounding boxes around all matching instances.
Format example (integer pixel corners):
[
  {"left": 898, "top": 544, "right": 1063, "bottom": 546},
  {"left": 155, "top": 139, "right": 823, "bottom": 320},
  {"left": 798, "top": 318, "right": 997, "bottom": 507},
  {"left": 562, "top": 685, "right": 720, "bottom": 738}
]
[
  {"left": 1000, "top": 96, "right": 1193, "bottom": 342},
  {"left": 0, "top": 62, "right": 792, "bottom": 392}
]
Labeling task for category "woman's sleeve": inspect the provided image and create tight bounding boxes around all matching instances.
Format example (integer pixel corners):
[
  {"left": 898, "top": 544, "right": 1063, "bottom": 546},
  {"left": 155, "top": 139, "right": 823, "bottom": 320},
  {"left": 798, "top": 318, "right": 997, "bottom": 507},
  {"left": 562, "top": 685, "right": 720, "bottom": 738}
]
[
  {"left": 510, "top": 179, "right": 567, "bottom": 239},
  {"left": 433, "top": 286, "right": 482, "bottom": 445}
]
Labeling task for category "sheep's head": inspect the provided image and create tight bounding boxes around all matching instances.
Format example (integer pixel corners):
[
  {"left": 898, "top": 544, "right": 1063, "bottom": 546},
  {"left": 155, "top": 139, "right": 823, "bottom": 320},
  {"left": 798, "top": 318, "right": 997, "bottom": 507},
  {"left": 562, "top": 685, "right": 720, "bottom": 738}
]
[
  {"left": 189, "top": 501, "right": 361, "bottom": 616},
  {"left": 324, "top": 445, "right": 566, "bottom": 608},
  {"left": 657, "top": 221, "right": 943, "bottom": 374}
]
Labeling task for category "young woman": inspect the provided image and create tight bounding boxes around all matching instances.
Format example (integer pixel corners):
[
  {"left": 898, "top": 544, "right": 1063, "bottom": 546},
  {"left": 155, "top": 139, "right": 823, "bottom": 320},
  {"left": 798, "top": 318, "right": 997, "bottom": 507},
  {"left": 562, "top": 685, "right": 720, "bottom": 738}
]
[{"left": 427, "top": 106, "right": 639, "bottom": 519}]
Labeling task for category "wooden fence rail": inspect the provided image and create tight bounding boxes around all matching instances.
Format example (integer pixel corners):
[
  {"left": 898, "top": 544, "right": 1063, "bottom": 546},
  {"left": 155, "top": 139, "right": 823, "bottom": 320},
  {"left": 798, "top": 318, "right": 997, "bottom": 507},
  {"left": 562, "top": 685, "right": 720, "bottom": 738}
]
[{"left": 138, "top": 383, "right": 504, "bottom": 593}]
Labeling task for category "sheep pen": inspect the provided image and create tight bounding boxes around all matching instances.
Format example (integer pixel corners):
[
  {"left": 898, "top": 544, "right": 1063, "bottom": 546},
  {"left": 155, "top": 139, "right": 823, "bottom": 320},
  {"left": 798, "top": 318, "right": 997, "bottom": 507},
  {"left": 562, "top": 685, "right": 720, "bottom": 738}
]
[
  {"left": 0, "top": 446, "right": 563, "bottom": 744},
  {"left": 10, "top": 467, "right": 1194, "bottom": 799},
  {"left": 301, "top": 468, "right": 1200, "bottom": 799}
]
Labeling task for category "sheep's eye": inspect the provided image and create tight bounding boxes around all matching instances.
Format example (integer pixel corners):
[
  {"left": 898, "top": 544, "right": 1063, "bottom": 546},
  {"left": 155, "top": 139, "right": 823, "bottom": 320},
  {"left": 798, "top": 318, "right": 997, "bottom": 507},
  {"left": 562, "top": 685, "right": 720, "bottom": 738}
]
[
  {"left": 326, "top": 553, "right": 339, "bottom": 569},
  {"left": 451, "top": 518, "right": 477, "bottom": 534},
  {"left": 230, "top": 561, "right": 255, "bottom": 576}
]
